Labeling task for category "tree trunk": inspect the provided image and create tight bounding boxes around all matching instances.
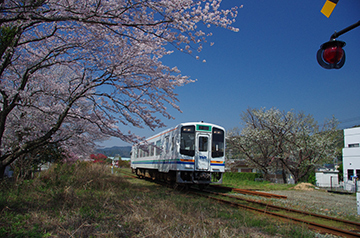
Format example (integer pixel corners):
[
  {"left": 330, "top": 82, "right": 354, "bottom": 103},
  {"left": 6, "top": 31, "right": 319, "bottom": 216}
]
[
  {"left": 263, "top": 171, "right": 270, "bottom": 182},
  {"left": 293, "top": 175, "right": 299, "bottom": 184},
  {"left": 0, "top": 162, "right": 6, "bottom": 180},
  {"left": 282, "top": 168, "right": 287, "bottom": 184}
]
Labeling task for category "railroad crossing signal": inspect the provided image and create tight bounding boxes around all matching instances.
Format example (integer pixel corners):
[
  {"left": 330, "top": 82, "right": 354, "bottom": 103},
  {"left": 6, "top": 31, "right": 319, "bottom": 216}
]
[
  {"left": 317, "top": 21, "right": 360, "bottom": 69},
  {"left": 317, "top": 40, "right": 346, "bottom": 69},
  {"left": 321, "top": 0, "right": 339, "bottom": 18}
]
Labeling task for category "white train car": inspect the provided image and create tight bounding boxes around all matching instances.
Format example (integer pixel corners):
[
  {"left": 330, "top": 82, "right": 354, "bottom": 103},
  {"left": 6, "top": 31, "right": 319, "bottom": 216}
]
[{"left": 131, "top": 122, "right": 225, "bottom": 184}]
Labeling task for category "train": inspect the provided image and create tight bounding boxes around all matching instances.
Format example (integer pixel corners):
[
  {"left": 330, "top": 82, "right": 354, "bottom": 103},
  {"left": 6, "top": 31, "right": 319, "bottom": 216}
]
[{"left": 130, "top": 122, "right": 225, "bottom": 184}]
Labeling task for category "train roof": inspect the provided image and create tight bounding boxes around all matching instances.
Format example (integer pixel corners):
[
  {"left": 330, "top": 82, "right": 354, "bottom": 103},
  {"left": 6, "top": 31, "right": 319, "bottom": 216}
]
[
  {"left": 178, "top": 121, "right": 225, "bottom": 129},
  {"left": 134, "top": 122, "right": 225, "bottom": 145}
]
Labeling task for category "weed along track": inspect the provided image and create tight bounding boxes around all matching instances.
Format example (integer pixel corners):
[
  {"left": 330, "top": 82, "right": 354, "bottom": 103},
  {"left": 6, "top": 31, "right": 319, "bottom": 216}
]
[
  {"left": 122, "top": 168, "right": 360, "bottom": 237},
  {"left": 189, "top": 186, "right": 360, "bottom": 238}
]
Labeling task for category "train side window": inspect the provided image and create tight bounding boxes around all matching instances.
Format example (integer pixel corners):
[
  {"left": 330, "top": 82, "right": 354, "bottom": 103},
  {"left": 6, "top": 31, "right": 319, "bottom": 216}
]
[
  {"left": 212, "top": 127, "right": 225, "bottom": 158},
  {"left": 139, "top": 144, "right": 148, "bottom": 157},
  {"left": 133, "top": 148, "right": 137, "bottom": 159},
  {"left": 180, "top": 125, "right": 195, "bottom": 156},
  {"left": 171, "top": 137, "right": 175, "bottom": 152},
  {"left": 155, "top": 140, "right": 161, "bottom": 156},
  {"left": 149, "top": 143, "right": 154, "bottom": 157},
  {"left": 165, "top": 136, "right": 170, "bottom": 154}
]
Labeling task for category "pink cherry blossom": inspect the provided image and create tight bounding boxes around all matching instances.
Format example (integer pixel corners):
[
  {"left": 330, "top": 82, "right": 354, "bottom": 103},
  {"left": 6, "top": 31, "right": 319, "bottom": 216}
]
[{"left": 0, "top": 0, "right": 239, "bottom": 177}]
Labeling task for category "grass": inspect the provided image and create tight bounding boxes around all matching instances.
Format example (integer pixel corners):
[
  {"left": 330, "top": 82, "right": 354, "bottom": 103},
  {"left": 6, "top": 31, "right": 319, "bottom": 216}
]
[
  {"left": 223, "top": 173, "right": 296, "bottom": 190},
  {"left": 0, "top": 162, "right": 316, "bottom": 237}
]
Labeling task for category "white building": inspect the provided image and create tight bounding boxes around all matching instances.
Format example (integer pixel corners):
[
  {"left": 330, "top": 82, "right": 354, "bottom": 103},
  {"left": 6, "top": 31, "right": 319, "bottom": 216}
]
[
  {"left": 315, "top": 169, "right": 338, "bottom": 188},
  {"left": 342, "top": 127, "right": 360, "bottom": 191}
]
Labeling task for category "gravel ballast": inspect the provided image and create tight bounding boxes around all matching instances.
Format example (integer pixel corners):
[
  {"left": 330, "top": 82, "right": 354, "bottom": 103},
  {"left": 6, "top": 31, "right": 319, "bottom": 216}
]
[{"left": 233, "top": 183, "right": 360, "bottom": 222}]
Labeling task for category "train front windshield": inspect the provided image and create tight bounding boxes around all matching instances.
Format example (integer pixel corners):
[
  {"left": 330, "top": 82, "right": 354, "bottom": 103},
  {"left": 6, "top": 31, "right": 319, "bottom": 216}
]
[
  {"left": 180, "top": 125, "right": 224, "bottom": 158},
  {"left": 180, "top": 125, "right": 195, "bottom": 156},
  {"left": 212, "top": 127, "right": 225, "bottom": 158}
]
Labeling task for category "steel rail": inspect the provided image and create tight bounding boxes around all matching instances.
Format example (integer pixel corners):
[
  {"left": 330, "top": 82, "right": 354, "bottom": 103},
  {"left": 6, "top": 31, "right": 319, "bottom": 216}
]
[
  {"left": 192, "top": 189, "right": 360, "bottom": 238},
  {"left": 210, "top": 184, "right": 287, "bottom": 199},
  {"left": 128, "top": 171, "right": 360, "bottom": 227},
  {"left": 123, "top": 170, "right": 360, "bottom": 237},
  {"left": 206, "top": 189, "right": 360, "bottom": 228}
]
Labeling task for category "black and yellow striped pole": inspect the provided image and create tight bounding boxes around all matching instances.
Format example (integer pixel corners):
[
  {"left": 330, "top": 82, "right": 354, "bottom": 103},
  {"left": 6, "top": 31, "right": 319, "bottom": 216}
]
[{"left": 321, "top": 0, "right": 339, "bottom": 18}]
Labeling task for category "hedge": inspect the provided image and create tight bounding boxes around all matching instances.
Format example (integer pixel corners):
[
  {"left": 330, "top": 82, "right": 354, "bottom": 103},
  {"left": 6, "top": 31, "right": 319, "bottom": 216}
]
[{"left": 224, "top": 172, "right": 263, "bottom": 181}]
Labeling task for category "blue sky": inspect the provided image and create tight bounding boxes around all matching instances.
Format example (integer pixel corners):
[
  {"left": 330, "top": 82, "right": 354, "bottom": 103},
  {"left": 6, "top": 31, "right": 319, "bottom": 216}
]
[{"left": 99, "top": 0, "right": 360, "bottom": 148}]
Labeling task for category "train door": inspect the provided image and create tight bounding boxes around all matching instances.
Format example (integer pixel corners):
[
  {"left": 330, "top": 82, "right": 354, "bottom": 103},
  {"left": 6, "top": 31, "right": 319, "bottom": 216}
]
[{"left": 195, "top": 134, "right": 210, "bottom": 171}]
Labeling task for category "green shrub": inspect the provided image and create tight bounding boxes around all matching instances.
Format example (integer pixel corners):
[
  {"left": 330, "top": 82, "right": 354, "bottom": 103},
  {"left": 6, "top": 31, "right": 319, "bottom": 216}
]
[
  {"left": 117, "top": 159, "right": 130, "bottom": 168},
  {"left": 306, "top": 171, "right": 316, "bottom": 185},
  {"left": 223, "top": 172, "right": 263, "bottom": 181},
  {"left": 298, "top": 170, "right": 316, "bottom": 185}
]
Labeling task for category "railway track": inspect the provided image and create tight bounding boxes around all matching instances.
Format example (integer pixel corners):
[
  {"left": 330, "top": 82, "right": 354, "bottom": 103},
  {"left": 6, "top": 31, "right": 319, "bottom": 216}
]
[
  {"left": 210, "top": 184, "right": 288, "bottom": 199},
  {"left": 191, "top": 186, "right": 360, "bottom": 238},
  {"left": 120, "top": 170, "right": 360, "bottom": 237}
]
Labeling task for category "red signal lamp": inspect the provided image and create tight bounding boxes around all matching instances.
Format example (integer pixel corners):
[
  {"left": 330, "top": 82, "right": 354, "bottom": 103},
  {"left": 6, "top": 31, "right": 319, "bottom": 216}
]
[
  {"left": 316, "top": 21, "right": 360, "bottom": 69},
  {"left": 323, "top": 45, "right": 344, "bottom": 64},
  {"left": 317, "top": 40, "right": 346, "bottom": 69}
]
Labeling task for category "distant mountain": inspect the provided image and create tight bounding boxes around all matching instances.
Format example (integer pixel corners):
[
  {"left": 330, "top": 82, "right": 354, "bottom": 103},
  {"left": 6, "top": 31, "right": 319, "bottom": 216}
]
[{"left": 96, "top": 146, "right": 132, "bottom": 158}]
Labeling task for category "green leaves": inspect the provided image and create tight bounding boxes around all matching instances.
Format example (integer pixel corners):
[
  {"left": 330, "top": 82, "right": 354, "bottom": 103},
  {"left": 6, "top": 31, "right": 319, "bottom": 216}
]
[{"left": 0, "top": 25, "right": 18, "bottom": 59}]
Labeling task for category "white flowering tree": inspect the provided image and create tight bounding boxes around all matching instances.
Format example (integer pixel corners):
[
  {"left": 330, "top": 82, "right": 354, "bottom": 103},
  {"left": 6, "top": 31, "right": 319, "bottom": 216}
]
[
  {"left": 0, "top": 0, "right": 239, "bottom": 178},
  {"left": 227, "top": 108, "right": 338, "bottom": 184},
  {"left": 227, "top": 108, "right": 291, "bottom": 181},
  {"left": 279, "top": 112, "right": 339, "bottom": 184}
]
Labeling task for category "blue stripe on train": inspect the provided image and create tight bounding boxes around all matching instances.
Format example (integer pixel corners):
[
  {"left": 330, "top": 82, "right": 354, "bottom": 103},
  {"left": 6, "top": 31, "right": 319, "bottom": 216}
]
[{"left": 131, "top": 161, "right": 224, "bottom": 166}]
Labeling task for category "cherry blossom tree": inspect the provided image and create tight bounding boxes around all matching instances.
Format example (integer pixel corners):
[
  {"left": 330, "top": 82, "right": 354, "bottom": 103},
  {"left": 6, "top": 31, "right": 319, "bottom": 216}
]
[
  {"left": 227, "top": 108, "right": 339, "bottom": 184},
  {"left": 0, "top": 0, "right": 239, "bottom": 178},
  {"left": 278, "top": 112, "right": 339, "bottom": 183},
  {"left": 226, "top": 108, "right": 289, "bottom": 181}
]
